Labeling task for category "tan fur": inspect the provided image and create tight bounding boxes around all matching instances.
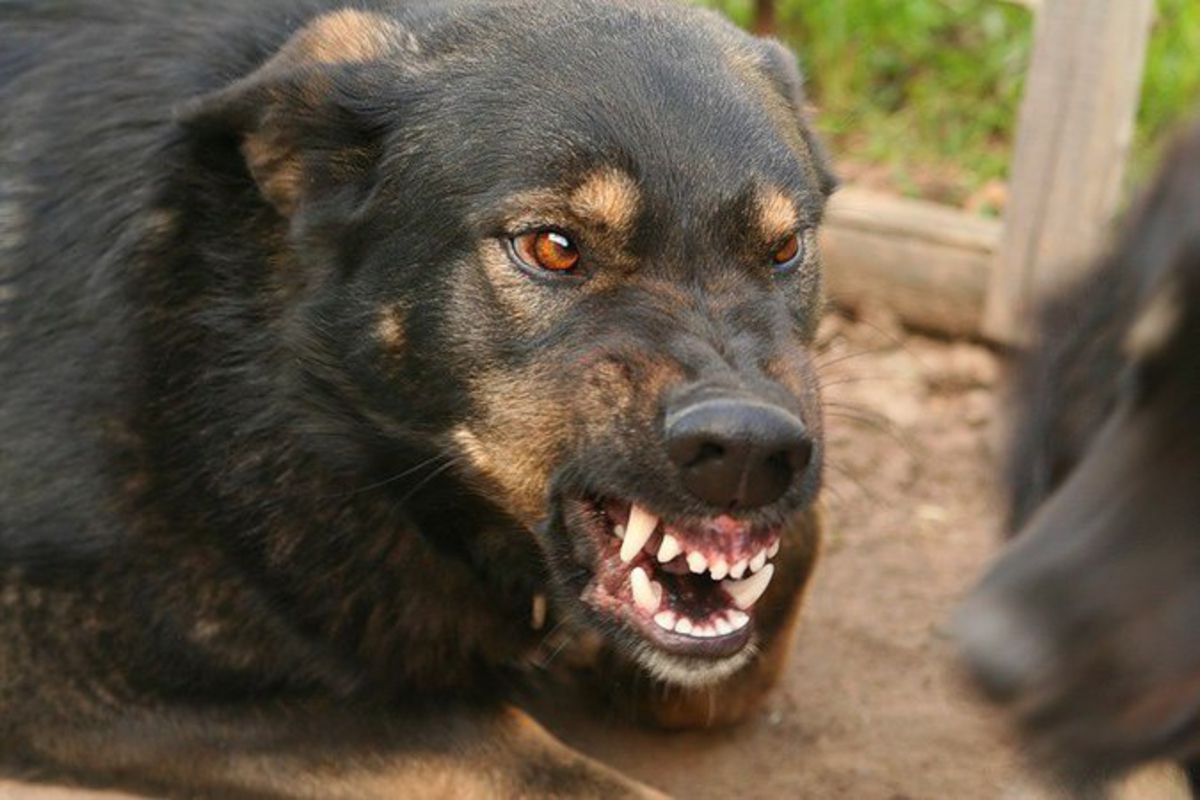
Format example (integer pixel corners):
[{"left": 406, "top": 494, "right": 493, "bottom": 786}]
[
  {"left": 242, "top": 135, "right": 303, "bottom": 216},
  {"left": 376, "top": 304, "right": 407, "bottom": 352},
  {"left": 569, "top": 169, "right": 641, "bottom": 233},
  {"left": 757, "top": 186, "right": 799, "bottom": 242},
  {"left": 1125, "top": 280, "right": 1182, "bottom": 360},
  {"left": 289, "top": 10, "right": 404, "bottom": 66}
]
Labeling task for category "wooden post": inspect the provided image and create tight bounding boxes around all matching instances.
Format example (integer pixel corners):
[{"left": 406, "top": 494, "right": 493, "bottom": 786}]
[
  {"left": 982, "top": 0, "right": 1154, "bottom": 343},
  {"left": 753, "top": 0, "right": 776, "bottom": 36}
]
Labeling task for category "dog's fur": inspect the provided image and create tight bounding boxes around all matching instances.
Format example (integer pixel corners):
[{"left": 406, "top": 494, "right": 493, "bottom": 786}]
[
  {"left": 956, "top": 123, "right": 1200, "bottom": 792},
  {"left": 0, "top": 1, "right": 833, "bottom": 796}
]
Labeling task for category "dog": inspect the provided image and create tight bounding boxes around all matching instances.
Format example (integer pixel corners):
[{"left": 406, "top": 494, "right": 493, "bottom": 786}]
[
  {"left": 0, "top": 0, "right": 835, "bottom": 796},
  {"left": 955, "top": 123, "right": 1200, "bottom": 793}
]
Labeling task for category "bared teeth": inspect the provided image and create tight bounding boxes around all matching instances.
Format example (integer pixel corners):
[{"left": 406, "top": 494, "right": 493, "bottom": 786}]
[
  {"left": 722, "top": 563, "right": 774, "bottom": 609},
  {"left": 630, "top": 567, "right": 662, "bottom": 613},
  {"left": 749, "top": 549, "right": 768, "bottom": 574},
  {"left": 657, "top": 533, "right": 682, "bottom": 563},
  {"left": 620, "top": 503, "right": 659, "bottom": 563},
  {"left": 708, "top": 556, "right": 729, "bottom": 581},
  {"left": 686, "top": 551, "right": 708, "bottom": 574},
  {"left": 648, "top": 608, "right": 752, "bottom": 639},
  {"left": 654, "top": 610, "right": 677, "bottom": 631},
  {"left": 729, "top": 558, "right": 749, "bottom": 580},
  {"left": 768, "top": 539, "right": 780, "bottom": 558}
]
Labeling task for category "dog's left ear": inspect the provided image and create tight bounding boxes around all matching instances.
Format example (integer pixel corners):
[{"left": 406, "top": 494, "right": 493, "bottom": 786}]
[
  {"left": 753, "top": 39, "right": 838, "bottom": 197},
  {"left": 178, "top": 10, "right": 412, "bottom": 218}
]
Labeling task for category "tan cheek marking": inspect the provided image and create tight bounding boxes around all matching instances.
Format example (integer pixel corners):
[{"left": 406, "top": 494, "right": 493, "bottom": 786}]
[
  {"left": 569, "top": 169, "right": 640, "bottom": 233},
  {"left": 758, "top": 187, "right": 799, "bottom": 242},
  {"left": 453, "top": 390, "right": 567, "bottom": 525}
]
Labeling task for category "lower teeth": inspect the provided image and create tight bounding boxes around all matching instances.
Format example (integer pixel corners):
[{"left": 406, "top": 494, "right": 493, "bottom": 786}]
[{"left": 651, "top": 608, "right": 749, "bottom": 637}]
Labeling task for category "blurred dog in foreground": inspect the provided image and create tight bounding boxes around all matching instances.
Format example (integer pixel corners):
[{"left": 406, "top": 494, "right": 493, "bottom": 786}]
[
  {"left": 956, "top": 123, "right": 1200, "bottom": 794},
  {"left": 0, "top": 0, "right": 833, "bottom": 796}
]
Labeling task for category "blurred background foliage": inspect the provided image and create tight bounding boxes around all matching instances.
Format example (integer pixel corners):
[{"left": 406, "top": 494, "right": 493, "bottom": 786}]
[{"left": 699, "top": 0, "right": 1200, "bottom": 212}]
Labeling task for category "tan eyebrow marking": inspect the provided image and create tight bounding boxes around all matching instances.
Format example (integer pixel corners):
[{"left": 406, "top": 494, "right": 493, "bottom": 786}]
[
  {"left": 757, "top": 186, "right": 800, "bottom": 241},
  {"left": 568, "top": 169, "right": 641, "bottom": 232}
]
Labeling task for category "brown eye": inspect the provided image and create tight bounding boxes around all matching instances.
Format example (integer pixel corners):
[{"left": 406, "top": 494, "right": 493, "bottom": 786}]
[
  {"left": 511, "top": 229, "right": 581, "bottom": 273},
  {"left": 771, "top": 232, "right": 802, "bottom": 270}
]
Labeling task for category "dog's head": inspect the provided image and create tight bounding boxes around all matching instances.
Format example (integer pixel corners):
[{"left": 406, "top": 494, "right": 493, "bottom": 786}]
[
  {"left": 955, "top": 125, "right": 1200, "bottom": 780},
  {"left": 183, "top": 0, "right": 833, "bottom": 686}
]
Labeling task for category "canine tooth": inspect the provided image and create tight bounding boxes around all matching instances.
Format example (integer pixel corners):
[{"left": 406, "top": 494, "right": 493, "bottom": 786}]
[
  {"left": 749, "top": 550, "right": 768, "bottom": 574},
  {"left": 630, "top": 567, "right": 659, "bottom": 613},
  {"left": 714, "top": 616, "right": 733, "bottom": 636},
  {"left": 654, "top": 610, "right": 677, "bottom": 631},
  {"left": 620, "top": 504, "right": 658, "bottom": 563},
  {"left": 768, "top": 539, "right": 780, "bottom": 558},
  {"left": 729, "top": 559, "right": 749, "bottom": 580},
  {"left": 674, "top": 617, "right": 694, "bottom": 635},
  {"left": 728, "top": 609, "right": 750, "bottom": 630},
  {"left": 708, "top": 557, "right": 729, "bottom": 581},
  {"left": 687, "top": 551, "right": 708, "bottom": 574},
  {"left": 657, "top": 534, "right": 682, "bottom": 563},
  {"left": 613, "top": 524, "right": 626, "bottom": 540},
  {"left": 722, "top": 564, "right": 774, "bottom": 610}
]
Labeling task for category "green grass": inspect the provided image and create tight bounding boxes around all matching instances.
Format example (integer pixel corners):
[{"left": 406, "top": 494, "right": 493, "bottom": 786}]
[{"left": 700, "top": 0, "right": 1200, "bottom": 209}]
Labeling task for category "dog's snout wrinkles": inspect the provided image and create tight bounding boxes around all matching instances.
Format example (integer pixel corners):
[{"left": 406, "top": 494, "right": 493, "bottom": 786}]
[{"left": 665, "top": 398, "right": 812, "bottom": 509}]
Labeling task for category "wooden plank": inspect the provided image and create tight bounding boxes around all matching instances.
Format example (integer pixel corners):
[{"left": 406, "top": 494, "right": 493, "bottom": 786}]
[
  {"left": 821, "top": 188, "right": 1001, "bottom": 337},
  {"left": 982, "top": 0, "right": 1154, "bottom": 343},
  {"left": 752, "top": 0, "right": 776, "bottom": 35}
]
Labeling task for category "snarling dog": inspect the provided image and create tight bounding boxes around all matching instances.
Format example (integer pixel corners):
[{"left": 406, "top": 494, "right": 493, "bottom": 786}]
[
  {"left": 955, "top": 123, "right": 1200, "bottom": 792},
  {"left": 0, "top": 0, "right": 834, "bottom": 796}
]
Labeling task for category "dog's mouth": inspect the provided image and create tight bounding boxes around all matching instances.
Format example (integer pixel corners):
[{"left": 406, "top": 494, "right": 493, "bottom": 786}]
[{"left": 564, "top": 495, "right": 780, "bottom": 663}]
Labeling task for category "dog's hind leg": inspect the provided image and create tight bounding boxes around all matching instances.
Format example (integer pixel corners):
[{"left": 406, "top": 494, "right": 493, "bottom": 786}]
[{"left": 10, "top": 703, "right": 665, "bottom": 799}]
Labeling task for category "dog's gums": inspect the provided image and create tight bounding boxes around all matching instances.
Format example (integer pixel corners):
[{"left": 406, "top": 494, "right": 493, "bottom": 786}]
[{"left": 572, "top": 499, "right": 780, "bottom": 658}]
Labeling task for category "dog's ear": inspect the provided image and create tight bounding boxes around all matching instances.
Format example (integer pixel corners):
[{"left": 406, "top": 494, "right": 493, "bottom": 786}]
[
  {"left": 753, "top": 39, "right": 838, "bottom": 198},
  {"left": 178, "top": 10, "right": 411, "bottom": 217}
]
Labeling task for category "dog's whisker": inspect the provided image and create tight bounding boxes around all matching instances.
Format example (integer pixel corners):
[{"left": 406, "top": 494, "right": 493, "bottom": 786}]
[{"left": 823, "top": 462, "right": 882, "bottom": 507}]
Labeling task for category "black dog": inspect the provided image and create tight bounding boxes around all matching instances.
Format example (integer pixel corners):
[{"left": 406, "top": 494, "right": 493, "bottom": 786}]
[
  {"left": 0, "top": 0, "right": 834, "bottom": 796},
  {"left": 956, "top": 123, "right": 1200, "bottom": 792}
]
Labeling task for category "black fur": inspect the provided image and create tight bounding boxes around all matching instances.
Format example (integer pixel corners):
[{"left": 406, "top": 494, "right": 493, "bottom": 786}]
[
  {"left": 1, "top": 1, "right": 832, "bottom": 795},
  {"left": 956, "top": 122, "right": 1200, "bottom": 791}
]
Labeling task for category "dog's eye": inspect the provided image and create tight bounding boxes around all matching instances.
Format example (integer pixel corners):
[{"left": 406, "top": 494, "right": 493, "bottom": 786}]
[
  {"left": 511, "top": 229, "right": 581, "bottom": 273},
  {"left": 771, "top": 232, "right": 804, "bottom": 272}
]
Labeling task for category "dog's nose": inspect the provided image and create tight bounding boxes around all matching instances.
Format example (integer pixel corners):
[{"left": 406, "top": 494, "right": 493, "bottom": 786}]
[
  {"left": 952, "top": 593, "right": 1053, "bottom": 705},
  {"left": 664, "top": 398, "right": 812, "bottom": 509}
]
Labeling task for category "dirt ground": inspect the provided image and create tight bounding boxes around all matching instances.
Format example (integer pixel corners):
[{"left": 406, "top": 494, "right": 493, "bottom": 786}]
[{"left": 0, "top": 314, "right": 1189, "bottom": 800}]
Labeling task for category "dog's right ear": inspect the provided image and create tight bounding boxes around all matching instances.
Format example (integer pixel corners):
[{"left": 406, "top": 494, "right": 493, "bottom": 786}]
[
  {"left": 752, "top": 39, "right": 838, "bottom": 198},
  {"left": 178, "top": 10, "right": 413, "bottom": 218}
]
